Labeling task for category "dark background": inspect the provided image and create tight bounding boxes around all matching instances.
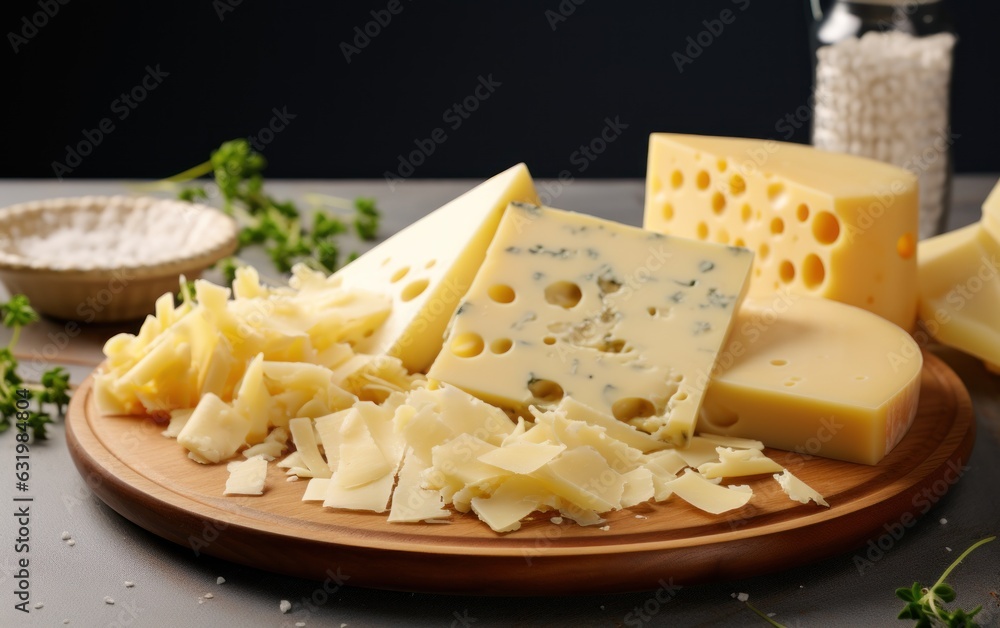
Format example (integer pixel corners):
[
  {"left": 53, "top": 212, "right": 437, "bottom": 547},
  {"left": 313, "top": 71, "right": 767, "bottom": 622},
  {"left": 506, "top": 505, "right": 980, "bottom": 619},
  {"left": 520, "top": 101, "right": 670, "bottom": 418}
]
[{"left": 2, "top": 1, "right": 998, "bottom": 180}]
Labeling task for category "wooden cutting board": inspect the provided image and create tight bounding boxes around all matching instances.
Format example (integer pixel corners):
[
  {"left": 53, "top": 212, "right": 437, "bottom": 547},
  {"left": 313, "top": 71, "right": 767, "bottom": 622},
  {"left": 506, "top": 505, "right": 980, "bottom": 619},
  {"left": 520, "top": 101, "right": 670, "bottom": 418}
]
[{"left": 65, "top": 351, "right": 974, "bottom": 595}]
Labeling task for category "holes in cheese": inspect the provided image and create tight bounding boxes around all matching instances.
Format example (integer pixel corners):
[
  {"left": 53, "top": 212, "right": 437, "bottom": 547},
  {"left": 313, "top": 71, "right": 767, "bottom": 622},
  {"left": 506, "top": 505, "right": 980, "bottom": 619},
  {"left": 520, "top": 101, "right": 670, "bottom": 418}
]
[
  {"left": 450, "top": 332, "right": 484, "bottom": 358},
  {"left": 544, "top": 281, "right": 582, "bottom": 308},
  {"left": 488, "top": 284, "right": 516, "bottom": 303},
  {"left": 390, "top": 266, "right": 409, "bottom": 283},
  {"left": 696, "top": 170, "right": 711, "bottom": 190},
  {"left": 428, "top": 202, "right": 754, "bottom": 446},
  {"left": 730, "top": 174, "right": 747, "bottom": 196},
  {"left": 527, "top": 378, "right": 564, "bottom": 404},
  {"left": 812, "top": 211, "right": 840, "bottom": 244},
  {"left": 489, "top": 338, "right": 513, "bottom": 354},
  {"left": 400, "top": 278, "right": 429, "bottom": 302},
  {"left": 611, "top": 397, "right": 655, "bottom": 423},
  {"left": 643, "top": 133, "right": 919, "bottom": 329}
]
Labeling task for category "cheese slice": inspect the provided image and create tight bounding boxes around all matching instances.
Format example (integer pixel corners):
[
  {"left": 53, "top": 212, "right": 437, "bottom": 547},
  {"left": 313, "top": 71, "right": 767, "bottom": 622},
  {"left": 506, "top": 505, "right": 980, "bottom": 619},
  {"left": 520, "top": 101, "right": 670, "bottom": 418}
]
[
  {"left": 663, "top": 469, "right": 753, "bottom": 515},
  {"left": 643, "top": 133, "right": 919, "bottom": 330},
  {"left": 774, "top": 470, "right": 829, "bottom": 507},
  {"left": 428, "top": 202, "right": 753, "bottom": 446},
  {"left": 224, "top": 455, "right": 268, "bottom": 495},
  {"left": 917, "top": 217, "right": 1000, "bottom": 371},
  {"left": 699, "top": 296, "right": 921, "bottom": 465},
  {"left": 697, "top": 447, "right": 783, "bottom": 479},
  {"left": 388, "top": 449, "right": 449, "bottom": 523},
  {"left": 333, "top": 164, "right": 539, "bottom": 372}
]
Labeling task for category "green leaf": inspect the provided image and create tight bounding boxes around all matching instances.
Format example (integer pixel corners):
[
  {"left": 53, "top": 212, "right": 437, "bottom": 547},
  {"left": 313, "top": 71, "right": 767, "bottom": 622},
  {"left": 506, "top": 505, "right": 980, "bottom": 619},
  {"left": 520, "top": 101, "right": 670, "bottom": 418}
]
[
  {"left": 933, "top": 582, "right": 957, "bottom": 603},
  {"left": 2, "top": 294, "right": 40, "bottom": 329}
]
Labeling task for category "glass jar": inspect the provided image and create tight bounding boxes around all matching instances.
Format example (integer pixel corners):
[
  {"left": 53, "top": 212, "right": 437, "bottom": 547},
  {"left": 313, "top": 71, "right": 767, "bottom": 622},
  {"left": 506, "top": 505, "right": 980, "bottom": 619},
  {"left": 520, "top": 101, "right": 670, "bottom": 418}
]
[{"left": 808, "top": 0, "right": 955, "bottom": 238}]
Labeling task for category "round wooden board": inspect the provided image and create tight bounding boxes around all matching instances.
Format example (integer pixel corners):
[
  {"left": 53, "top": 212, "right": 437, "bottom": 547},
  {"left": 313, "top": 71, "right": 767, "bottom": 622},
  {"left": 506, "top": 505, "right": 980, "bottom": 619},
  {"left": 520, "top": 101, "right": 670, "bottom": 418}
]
[{"left": 65, "top": 351, "right": 974, "bottom": 595}]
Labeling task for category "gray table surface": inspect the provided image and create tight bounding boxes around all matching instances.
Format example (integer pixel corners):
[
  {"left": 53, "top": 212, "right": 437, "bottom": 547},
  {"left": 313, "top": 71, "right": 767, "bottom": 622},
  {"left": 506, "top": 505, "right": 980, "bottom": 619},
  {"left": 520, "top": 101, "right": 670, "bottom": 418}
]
[{"left": 1, "top": 176, "right": 998, "bottom": 628}]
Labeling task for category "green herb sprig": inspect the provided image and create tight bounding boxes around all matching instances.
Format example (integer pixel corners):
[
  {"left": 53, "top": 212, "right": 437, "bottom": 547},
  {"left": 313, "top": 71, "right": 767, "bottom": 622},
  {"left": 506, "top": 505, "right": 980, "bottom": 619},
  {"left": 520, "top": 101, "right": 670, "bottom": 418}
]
[
  {"left": 896, "top": 536, "right": 996, "bottom": 627},
  {"left": 171, "top": 139, "right": 380, "bottom": 282},
  {"left": 0, "top": 295, "right": 71, "bottom": 439}
]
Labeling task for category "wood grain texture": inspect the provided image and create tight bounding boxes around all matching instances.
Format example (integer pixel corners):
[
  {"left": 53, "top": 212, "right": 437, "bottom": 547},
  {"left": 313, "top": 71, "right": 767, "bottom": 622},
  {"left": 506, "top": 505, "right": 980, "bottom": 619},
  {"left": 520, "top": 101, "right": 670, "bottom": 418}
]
[{"left": 65, "top": 351, "right": 974, "bottom": 595}]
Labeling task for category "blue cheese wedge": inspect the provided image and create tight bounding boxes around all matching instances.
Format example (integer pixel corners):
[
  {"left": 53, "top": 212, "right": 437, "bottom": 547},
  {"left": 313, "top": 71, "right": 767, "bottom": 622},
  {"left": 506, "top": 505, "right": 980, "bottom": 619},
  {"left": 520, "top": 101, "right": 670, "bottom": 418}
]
[{"left": 428, "top": 203, "right": 754, "bottom": 446}]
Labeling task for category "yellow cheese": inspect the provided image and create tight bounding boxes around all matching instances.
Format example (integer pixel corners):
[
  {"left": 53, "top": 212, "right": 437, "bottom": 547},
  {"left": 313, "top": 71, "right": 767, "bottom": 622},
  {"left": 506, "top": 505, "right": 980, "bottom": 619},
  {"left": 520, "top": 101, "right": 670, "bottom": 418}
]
[
  {"left": 428, "top": 202, "right": 753, "bottom": 446},
  {"left": 288, "top": 417, "right": 331, "bottom": 479},
  {"left": 643, "top": 133, "right": 919, "bottom": 330},
  {"left": 698, "top": 296, "right": 922, "bottom": 465},
  {"left": 917, "top": 219, "right": 1000, "bottom": 370},
  {"left": 334, "top": 164, "right": 539, "bottom": 372}
]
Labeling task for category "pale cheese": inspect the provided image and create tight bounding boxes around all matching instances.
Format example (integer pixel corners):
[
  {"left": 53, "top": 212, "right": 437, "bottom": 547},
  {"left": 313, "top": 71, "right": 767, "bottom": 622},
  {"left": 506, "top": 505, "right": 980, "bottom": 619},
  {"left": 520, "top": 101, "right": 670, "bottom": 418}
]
[
  {"left": 428, "top": 202, "right": 753, "bottom": 446},
  {"left": 224, "top": 455, "right": 268, "bottom": 495},
  {"left": 663, "top": 469, "right": 753, "bottom": 515},
  {"left": 334, "top": 164, "right": 539, "bottom": 372},
  {"left": 773, "top": 470, "right": 829, "bottom": 507},
  {"left": 917, "top": 217, "right": 1000, "bottom": 371}
]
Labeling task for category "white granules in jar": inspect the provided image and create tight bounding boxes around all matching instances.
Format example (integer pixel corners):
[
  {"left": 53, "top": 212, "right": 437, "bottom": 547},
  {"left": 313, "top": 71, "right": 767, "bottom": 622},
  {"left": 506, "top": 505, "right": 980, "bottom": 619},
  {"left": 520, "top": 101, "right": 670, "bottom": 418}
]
[{"left": 813, "top": 31, "right": 955, "bottom": 239}]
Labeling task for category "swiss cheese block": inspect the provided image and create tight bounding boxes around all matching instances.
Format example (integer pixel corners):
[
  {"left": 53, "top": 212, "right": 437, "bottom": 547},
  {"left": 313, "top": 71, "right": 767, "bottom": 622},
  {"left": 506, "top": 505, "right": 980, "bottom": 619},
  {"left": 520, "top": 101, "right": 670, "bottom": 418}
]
[
  {"left": 333, "top": 164, "right": 539, "bottom": 372},
  {"left": 428, "top": 202, "right": 754, "bottom": 446},
  {"left": 643, "top": 133, "right": 919, "bottom": 330},
  {"left": 917, "top": 220, "right": 1000, "bottom": 370},
  {"left": 698, "top": 296, "right": 921, "bottom": 465}
]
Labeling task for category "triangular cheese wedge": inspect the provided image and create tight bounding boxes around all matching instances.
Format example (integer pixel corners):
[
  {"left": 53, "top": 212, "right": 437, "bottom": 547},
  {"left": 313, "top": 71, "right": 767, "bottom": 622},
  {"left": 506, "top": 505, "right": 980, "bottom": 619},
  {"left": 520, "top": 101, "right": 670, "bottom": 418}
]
[{"left": 334, "top": 164, "right": 538, "bottom": 372}]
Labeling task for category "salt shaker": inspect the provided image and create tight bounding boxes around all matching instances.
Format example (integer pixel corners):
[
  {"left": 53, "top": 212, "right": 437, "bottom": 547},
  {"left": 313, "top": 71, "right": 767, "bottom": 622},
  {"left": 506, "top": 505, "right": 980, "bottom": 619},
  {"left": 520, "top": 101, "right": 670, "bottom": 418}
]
[{"left": 809, "top": 0, "right": 955, "bottom": 238}]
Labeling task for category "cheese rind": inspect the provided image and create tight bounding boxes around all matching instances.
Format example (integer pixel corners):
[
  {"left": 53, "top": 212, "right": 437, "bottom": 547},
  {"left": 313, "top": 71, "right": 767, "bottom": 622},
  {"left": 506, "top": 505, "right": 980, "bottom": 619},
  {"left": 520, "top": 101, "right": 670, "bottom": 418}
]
[
  {"left": 698, "top": 296, "right": 921, "bottom": 465},
  {"left": 643, "top": 133, "right": 918, "bottom": 330},
  {"left": 334, "top": 164, "right": 539, "bottom": 372},
  {"left": 428, "top": 203, "right": 753, "bottom": 445}
]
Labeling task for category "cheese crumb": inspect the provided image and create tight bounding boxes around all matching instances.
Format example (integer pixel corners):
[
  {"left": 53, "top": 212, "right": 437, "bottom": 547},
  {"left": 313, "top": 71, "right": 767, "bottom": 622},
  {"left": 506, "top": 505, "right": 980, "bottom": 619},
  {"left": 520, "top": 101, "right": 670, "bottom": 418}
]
[
  {"left": 737, "top": 592, "right": 749, "bottom": 602},
  {"left": 946, "top": 547, "right": 952, "bottom": 552},
  {"left": 34, "top": 602, "right": 43, "bottom": 609},
  {"left": 635, "top": 515, "right": 647, "bottom": 519},
  {"left": 67, "top": 539, "right": 76, "bottom": 546},
  {"left": 217, "top": 577, "right": 226, "bottom": 585},
  {"left": 287, "top": 476, "right": 300, "bottom": 482},
  {"left": 280, "top": 600, "right": 292, "bottom": 613},
  {"left": 940, "top": 518, "right": 948, "bottom": 525},
  {"left": 550, "top": 516, "right": 564, "bottom": 525},
  {"left": 296, "top": 623, "right": 306, "bottom": 627},
  {"left": 599, "top": 525, "right": 611, "bottom": 531},
  {"left": 61, "top": 531, "right": 71, "bottom": 540},
  {"left": 124, "top": 581, "right": 134, "bottom": 588},
  {"left": 104, "top": 597, "right": 115, "bottom": 605}
]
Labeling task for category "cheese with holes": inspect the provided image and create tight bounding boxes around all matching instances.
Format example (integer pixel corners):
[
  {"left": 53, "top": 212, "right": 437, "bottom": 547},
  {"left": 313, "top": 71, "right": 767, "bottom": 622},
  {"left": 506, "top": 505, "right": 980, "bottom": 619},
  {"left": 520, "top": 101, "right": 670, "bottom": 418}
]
[
  {"left": 698, "top": 296, "right": 921, "bottom": 465},
  {"left": 333, "top": 164, "right": 539, "bottom": 372},
  {"left": 918, "top": 182, "right": 1000, "bottom": 371},
  {"left": 428, "top": 202, "right": 753, "bottom": 446},
  {"left": 643, "top": 133, "right": 919, "bottom": 330}
]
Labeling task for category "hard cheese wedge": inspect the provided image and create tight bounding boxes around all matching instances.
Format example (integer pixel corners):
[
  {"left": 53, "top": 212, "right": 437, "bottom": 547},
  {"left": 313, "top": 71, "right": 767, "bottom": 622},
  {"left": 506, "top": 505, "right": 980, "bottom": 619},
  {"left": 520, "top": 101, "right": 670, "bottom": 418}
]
[
  {"left": 698, "top": 296, "right": 922, "bottom": 465},
  {"left": 918, "top": 181, "right": 1000, "bottom": 371},
  {"left": 428, "top": 202, "right": 754, "bottom": 446},
  {"left": 643, "top": 133, "right": 919, "bottom": 330},
  {"left": 333, "top": 163, "right": 539, "bottom": 372}
]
